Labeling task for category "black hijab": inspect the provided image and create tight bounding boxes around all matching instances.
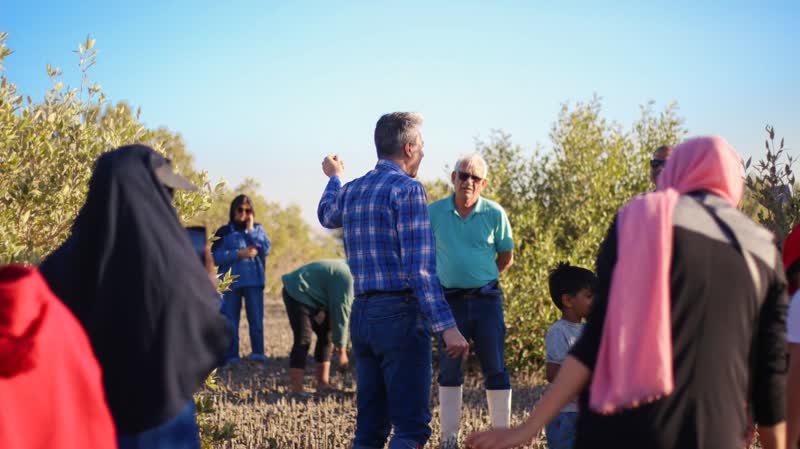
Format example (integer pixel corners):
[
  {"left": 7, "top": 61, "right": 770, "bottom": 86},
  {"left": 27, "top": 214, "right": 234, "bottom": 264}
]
[{"left": 39, "top": 145, "right": 231, "bottom": 434}]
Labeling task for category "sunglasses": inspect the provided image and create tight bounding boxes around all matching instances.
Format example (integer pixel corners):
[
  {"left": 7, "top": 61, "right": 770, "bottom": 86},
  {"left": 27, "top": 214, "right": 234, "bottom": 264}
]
[
  {"left": 457, "top": 171, "right": 483, "bottom": 182},
  {"left": 237, "top": 207, "right": 253, "bottom": 214},
  {"left": 650, "top": 159, "right": 667, "bottom": 169}
]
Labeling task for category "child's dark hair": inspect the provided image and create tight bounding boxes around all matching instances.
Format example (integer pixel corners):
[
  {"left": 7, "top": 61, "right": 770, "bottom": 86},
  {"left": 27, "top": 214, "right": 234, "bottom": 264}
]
[{"left": 548, "top": 262, "right": 597, "bottom": 310}]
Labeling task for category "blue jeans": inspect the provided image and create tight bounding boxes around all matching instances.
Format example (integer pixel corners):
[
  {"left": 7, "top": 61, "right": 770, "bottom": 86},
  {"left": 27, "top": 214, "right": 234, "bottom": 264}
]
[
  {"left": 545, "top": 412, "right": 577, "bottom": 449},
  {"left": 438, "top": 293, "right": 511, "bottom": 390},
  {"left": 118, "top": 400, "right": 200, "bottom": 449},
  {"left": 221, "top": 286, "right": 265, "bottom": 360},
  {"left": 350, "top": 294, "right": 433, "bottom": 449}
]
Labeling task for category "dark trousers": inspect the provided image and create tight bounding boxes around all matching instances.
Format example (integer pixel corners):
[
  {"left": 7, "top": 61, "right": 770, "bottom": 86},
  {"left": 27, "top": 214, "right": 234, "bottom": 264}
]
[
  {"left": 220, "top": 286, "right": 265, "bottom": 360},
  {"left": 350, "top": 293, "right": 433, "bottom": 449},
  {"left": 438, "top": 282, "right": 511, "bottom": 390},
  {"left": 117, "top": 400, "right": 200, "bottom": 449},
  {"left": 282, "top": 288, "right": 333, "bottom": 369}
]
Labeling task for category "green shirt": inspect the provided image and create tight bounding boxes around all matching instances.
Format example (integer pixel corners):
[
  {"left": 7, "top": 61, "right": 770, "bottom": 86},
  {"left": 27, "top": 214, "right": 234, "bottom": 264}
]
[
  {"left": 428, "top": 195, "right": 514, "bottom": 289},
  {"left": 281, "top": 259, "right": 354, "bottom": 347}
]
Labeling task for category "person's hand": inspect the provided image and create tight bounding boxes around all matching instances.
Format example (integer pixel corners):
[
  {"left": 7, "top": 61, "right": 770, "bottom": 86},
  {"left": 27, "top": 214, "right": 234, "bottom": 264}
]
[
  {"left": 336, "top": 347, "right": 349, "bottom": 370},
  {"left": 237, "top": 246, "right": 258, "bottom": 259},
  {"left": 322, "top": 155, "right": 344, "bottom": 178},
  {"left": 464, "top": 427, "right": 531, "bottom": 449},
  {"left": 442, "top": 327, "right": 469, "bottom": 361},
  {"left": 246, "top": 213, "right": 254, "bottom": 230}
]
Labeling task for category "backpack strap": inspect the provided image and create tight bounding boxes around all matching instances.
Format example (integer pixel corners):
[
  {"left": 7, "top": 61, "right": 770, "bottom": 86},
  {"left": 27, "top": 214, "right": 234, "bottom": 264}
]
[{"left": 690, "top": 194, "right": 763, "bottom": 299}]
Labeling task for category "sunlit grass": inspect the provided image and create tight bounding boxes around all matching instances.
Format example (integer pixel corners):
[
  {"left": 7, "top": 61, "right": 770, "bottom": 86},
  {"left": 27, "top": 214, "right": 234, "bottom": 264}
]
[{"left": 197, "top": 296, "right": 765, "bottom": 449}]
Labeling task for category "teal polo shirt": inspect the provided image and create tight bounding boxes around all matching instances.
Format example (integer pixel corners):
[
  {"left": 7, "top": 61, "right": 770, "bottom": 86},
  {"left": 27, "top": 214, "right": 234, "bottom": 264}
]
[
  {"left": 281, "top": 259, "right": 354, "bottom": 348},
  {"left": 428, "top": 195, "right": 514, "bottom": 289}
]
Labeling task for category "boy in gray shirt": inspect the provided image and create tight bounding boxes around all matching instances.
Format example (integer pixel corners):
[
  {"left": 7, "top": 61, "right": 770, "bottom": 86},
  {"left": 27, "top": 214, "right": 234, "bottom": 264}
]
[{"left": 544, "top": 262, "right": 596, "bottom": 449}]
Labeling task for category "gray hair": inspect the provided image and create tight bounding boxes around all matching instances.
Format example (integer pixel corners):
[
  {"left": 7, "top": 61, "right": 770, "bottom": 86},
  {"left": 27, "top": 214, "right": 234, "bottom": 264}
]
[
  {"left": 374, "top": 112, "right": 423, "bottom": 158},
  {"left": 454, "top": 153, "right": 488, "bottom": 179}
]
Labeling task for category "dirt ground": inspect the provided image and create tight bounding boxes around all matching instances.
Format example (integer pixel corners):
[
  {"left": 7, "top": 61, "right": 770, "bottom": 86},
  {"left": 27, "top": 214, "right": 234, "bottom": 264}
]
[{"left": 199, "top": 295, "right": 550, "bottom": 448}]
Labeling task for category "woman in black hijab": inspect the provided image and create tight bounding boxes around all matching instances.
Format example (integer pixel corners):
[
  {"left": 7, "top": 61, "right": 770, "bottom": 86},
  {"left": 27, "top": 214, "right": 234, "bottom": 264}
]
[{"left": 40, "top": 145, "right": 231, "bottom": 449}]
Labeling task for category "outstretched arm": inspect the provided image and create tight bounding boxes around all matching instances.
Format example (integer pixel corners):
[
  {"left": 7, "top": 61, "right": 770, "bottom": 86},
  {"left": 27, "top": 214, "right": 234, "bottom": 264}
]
[{"left": 465, "top": 356, "right": 591, "bottom": 449}]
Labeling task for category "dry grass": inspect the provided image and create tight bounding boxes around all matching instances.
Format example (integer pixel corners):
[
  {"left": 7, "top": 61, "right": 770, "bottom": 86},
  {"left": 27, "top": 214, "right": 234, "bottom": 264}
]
[
  {"left": 199, "top": 296, "right": 765, "bottom": 449},
  {"left": 198, "top": 296, "right": 550, "bottom": 448}
]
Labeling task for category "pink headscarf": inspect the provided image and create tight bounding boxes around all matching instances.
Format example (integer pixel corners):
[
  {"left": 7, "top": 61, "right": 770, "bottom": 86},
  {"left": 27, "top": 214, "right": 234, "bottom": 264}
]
[{"left": 589, "top": 136, "right": 744, "bottom": 413}]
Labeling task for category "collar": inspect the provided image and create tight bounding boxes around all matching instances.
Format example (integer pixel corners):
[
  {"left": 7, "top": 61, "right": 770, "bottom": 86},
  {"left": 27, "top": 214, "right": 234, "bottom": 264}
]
[
  {"left": 448, "top": 194, "right": 486, "bottom": 216},
  {"left": 376, "top": 159, "right": 407, "bottom": 176}
]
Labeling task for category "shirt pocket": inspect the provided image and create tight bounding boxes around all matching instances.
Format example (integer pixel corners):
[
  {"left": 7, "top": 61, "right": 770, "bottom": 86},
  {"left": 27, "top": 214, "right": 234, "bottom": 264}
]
[
  {"left": 470, "top": 218, "right": 495, "bottom": 249},
  {"left": 224, "top": 232, "right": 246, "bottom": 250}
]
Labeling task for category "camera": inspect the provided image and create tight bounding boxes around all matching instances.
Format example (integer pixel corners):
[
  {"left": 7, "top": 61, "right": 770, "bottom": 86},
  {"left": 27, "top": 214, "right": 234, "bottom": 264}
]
[{"left": 185, "top": 226, "right": 207, "bottom": 265}]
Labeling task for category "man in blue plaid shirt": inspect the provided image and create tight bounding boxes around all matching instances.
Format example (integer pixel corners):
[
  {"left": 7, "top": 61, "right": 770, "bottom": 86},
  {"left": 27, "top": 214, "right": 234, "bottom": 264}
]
[{"left": 319, "top": 112, "right": 469, "bottom": 449}]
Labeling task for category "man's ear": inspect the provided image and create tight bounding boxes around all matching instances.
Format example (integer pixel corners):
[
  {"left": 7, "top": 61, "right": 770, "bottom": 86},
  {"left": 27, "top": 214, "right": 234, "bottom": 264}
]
[
  {"left": 403, "top": 142, "right": 415, "bottom": 159},
  {"left": 561, "top": 293, "right": 573, "bottom": 309}
]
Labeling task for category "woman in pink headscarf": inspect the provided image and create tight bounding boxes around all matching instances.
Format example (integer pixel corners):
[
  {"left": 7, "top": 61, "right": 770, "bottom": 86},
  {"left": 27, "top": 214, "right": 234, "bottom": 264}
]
[{"left": 466, "top": 136, "right": 788, "bottom": 449}]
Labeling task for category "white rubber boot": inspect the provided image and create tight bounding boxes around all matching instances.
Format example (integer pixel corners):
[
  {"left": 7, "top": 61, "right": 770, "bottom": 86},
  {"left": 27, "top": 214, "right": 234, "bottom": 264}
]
[
  {"left": 439, "top": 386, "right": 463, "bottom": 448},
  {"left": 486, "top": 389, "right": 512, "bottom": 429}
]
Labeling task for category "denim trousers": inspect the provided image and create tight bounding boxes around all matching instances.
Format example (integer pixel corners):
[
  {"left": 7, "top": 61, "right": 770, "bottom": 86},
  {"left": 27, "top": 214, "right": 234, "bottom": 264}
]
[
  {"left": 221, "top": 286, "right": 265, "bottom": 359},
  {"left": 118, "top": 400, "right": 201, "bottom": 449},
  {"left": 350, "top": 294, "right": 433, "bottom": 449},
  {"left": 545, "top": 412, "right": 578, "bottom": 449},
  {"left": 438, "top": 294, "right": 511, "bottom": 390}
]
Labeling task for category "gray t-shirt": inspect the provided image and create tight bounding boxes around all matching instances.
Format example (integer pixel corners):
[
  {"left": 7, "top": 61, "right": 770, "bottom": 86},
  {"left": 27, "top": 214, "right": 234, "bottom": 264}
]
[{"left": 545, "top": 319, "right": 585, "bottom": 413}]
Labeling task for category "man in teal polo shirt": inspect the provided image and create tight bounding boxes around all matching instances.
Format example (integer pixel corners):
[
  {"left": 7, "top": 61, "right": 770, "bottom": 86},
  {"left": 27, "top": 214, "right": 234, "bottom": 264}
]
[
  {"left": 428, "top": 153, "right": 514, "bottom": 448},
  {"left": 281, "top": 259, "right": 354, "bottom": 395}
]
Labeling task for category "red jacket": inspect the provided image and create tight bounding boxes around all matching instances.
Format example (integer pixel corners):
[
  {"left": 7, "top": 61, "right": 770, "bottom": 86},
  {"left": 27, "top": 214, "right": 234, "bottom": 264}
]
[{"left": 0, "top": 265, "right": 116, "bottom": 448}]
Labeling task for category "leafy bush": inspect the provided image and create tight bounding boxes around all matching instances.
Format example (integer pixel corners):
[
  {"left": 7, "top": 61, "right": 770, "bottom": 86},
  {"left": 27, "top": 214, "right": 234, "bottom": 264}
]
[
  {"left": 0, "top": 32, "right": 338, "bottom": 286},
  {"left": 0, "top": 33, "right": 220, "bottom": 264},
  {"left": 7, "top": 32, "right": 791, "bottom": 379},
  {"left": 744, "top": 125, "right": 798, "bottom": 243},
  {"left": 456, "top": 97, "right": 687, "bottom": 370}
]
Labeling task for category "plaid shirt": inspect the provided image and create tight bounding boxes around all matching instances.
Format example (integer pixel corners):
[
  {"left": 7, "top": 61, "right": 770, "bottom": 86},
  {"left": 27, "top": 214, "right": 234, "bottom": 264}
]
[{"left": 318, "top": 159, "right": 455, "bottom": 332}]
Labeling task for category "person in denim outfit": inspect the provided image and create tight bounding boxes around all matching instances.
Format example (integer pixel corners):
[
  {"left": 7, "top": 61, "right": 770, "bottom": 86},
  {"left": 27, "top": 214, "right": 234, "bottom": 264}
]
[
  {"left": 318, "top": 112, "right": 469, "bottom": 449},
  {"left": 428, "top": 153, "right": 514, "bottom": 448},
  {"left": 212, "top": 194, "right": 272, "bottom": 365}
]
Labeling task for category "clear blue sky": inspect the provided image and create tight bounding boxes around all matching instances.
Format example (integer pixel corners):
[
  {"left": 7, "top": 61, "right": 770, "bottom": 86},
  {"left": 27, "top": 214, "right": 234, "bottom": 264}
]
[{"left": 3, "top": 1, "right": 798, "bottom": 228}]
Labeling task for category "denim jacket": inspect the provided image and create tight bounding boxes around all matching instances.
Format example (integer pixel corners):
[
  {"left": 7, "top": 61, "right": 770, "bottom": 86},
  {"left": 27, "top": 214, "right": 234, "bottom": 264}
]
[{"left": 211, "top": 223, "right": 271, "bottom": 288}]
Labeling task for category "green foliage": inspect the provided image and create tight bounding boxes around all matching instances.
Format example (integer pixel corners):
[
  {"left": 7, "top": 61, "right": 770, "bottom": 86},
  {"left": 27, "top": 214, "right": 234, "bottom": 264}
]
[
  {"left": 0, "top": 31, "right": 338, "bottom": 285},
  {"left": 422, "top": 177, "right": 453, "bottom": 203},
  {"left": 0, "top": 34, "right": 217, "bottom": 264},
  {"left": 744, "top": 125, "right": 798, "bottom": 243},
  {"left": 195, "top": 370, "right": 238, "bottom": 449},
  {"left": 195, "top": 398, "right": 237, "bottom": 448},
  {"left": 191, "top": 177, "right": 342, "bottom": 295},
  {"left": 468, "top": 97, "right": 687, "bottom": 370},
  {"left": 217, "top": 269, "right": 238, "bottom": 294}
]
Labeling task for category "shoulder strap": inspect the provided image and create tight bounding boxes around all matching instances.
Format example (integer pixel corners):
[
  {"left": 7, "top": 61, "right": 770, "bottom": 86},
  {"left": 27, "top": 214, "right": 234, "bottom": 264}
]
[
  {"left": 691, "top": 195, "right": 763, "bottom": 299},
  {"left": 690, "top": 194, "right": 764, "bottom": 426}
]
